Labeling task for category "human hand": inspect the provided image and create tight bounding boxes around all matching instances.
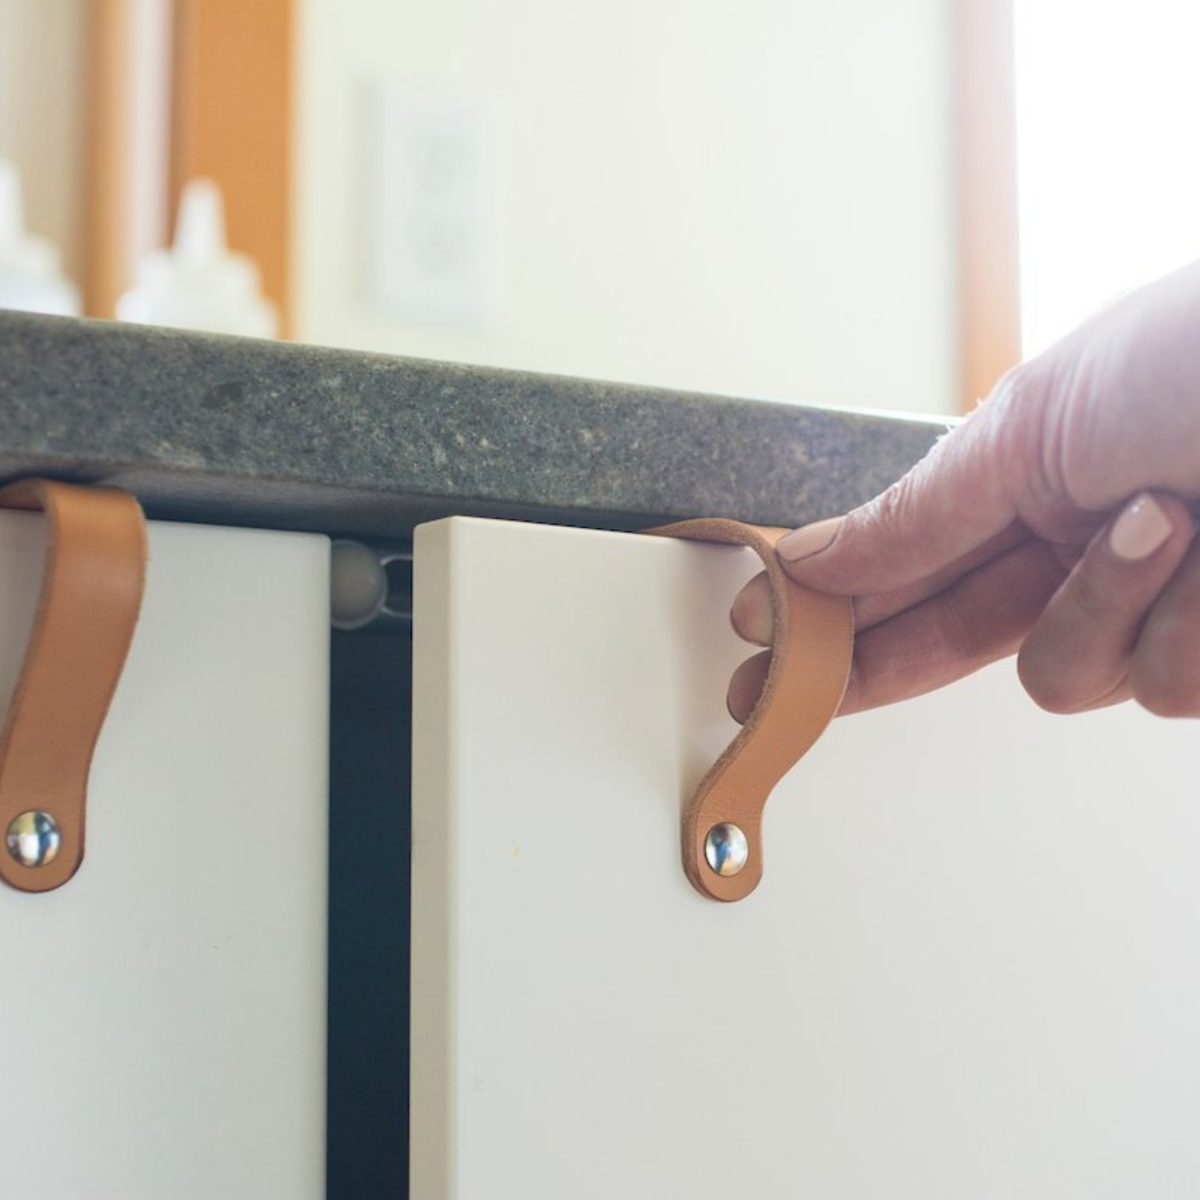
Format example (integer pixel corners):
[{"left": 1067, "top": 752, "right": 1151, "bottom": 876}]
[{"left": 728, "top": 260, "right": 1200, "bottom": 719}]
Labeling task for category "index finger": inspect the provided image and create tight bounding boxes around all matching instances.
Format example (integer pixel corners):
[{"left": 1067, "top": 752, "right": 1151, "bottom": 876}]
[{"left": 777, "top": 382, "right": 1028, "bottom": 596}]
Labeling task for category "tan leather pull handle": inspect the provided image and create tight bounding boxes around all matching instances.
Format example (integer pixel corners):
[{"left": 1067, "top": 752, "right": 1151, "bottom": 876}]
[
  {"left": 0, "top": 479, "right": 147, "bottom": 893},
  {"left": 652, "top": 519, "right": 853, "bottom": 902}
]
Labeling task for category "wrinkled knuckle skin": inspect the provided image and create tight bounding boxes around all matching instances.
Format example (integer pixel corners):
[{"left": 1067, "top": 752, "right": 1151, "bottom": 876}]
[
  {"left": 865, "top": 478, "right": 914, "bottom": 538},
  {"left": 857, "top": 478, "right": 919, "bottom": 576}
]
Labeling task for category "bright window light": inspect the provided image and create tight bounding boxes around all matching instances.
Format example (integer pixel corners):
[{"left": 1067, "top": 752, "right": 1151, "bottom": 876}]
[{"left": 1014, "top": 0, "right": 1200, "bottom": 357}]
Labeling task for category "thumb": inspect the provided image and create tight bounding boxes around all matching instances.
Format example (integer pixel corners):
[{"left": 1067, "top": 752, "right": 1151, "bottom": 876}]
[{"left": 776, "top": 389, "right": 1028, "bottom": 595}]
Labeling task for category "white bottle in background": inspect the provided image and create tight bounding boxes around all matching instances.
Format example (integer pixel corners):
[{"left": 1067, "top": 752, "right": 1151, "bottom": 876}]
[
  {"left": 0, "top": 159, "right": 81, "bottom": 317},
  {"left": 117, "top": 178, "right": 278, "bottom": 338}
]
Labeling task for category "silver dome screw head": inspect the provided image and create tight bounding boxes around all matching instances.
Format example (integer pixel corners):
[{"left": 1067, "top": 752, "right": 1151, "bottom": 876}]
[
  {"left": 704, "top": 822, "right": 748, "bottom": 877},
  {"left": 6, "top": 810, "right": 61, "bottom": 869}
]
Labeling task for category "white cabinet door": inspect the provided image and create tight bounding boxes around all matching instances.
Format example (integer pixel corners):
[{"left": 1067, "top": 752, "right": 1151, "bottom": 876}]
[
  {"left": 412, "top": 516, "right": 1200, "bottom": 1200},
  {"left": 0, "top": 513, "right": 329, "bottom": 1200}
]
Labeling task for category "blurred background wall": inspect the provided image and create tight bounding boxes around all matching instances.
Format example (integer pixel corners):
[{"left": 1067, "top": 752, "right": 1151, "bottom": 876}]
[
  {"left": 0, "top": 0, "right": 87, "bottom": 284},
  {"left": 21, "top": 2, "right": 1165, "bottom": 418},
  {"left": 293, "top": 0, "right": 957, "bottom": 412}
]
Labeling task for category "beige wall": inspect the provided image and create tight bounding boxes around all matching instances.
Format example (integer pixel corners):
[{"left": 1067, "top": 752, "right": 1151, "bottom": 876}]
[
  {"left": 294, "top": 0, "right": 957, "bottom": 413},
  {"left": 0, "top": 0, "right": 87, "bottom": 284},
  {"left": 0, "top": 1, "right": 959, "bottom": 413}
]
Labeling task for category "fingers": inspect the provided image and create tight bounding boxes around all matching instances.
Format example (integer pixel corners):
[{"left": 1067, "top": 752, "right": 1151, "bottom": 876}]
[
  {"left": 732, "top": 523, "right": 1035, "bottom": 651},
  {"left": 727, "top": 649, "right": 770, "bottom": 723},
  {"left": 727, "top": 538, "right": 1067, "bottom": 722},
  {"left": 1129, "top": 535, "right": 1200, "bottom": 716},
  {"left": 842, "top": 521, "right": 1036, "bottom": 632},
  {"left": 841, "top": 539, "right": 1066, "bottom": 714},
  {"left": 730, "top": 490, "right": 1200, "bottom": 723},
  {"left": 729, "top": 572, "right": 772, "bottom": 645},
  {"left": 772, "top": 259, "right": 1200, "bottom": 614},
  {"left": 773, "top": 380, "right": 1033, "bottom": 598},
  {"left": 1018, "top": 492, "right": 1198, "bottom": 714}
]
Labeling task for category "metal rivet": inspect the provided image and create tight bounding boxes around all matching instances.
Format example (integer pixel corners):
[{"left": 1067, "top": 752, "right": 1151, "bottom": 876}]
[
  {"left": 6, "top": 811, "right": 61, "bottom": 869},
  {"left": 704, "top": 822, "right": 748, "bottom": 877}
]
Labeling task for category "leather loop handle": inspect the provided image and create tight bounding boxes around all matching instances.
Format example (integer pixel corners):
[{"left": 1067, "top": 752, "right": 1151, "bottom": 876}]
[
  {"left": 0, "top": 480, "right": 147, "bottom": 893},
  {"left": 652, "top": 519, "right": 853, "bottom": 902}
]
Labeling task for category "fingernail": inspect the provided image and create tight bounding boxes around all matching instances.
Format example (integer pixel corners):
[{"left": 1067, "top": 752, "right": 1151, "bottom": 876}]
[
  {"left": 777, "top": 516, "right": 841, "bottom": 562},
  {"left": 1109, "top": 492, "right": 1172, "bottom": 561}
]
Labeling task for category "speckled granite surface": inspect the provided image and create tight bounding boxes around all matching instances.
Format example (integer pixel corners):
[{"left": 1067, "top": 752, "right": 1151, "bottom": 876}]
[{"left": 0, "top": 311, "right": 949, "bottom": 538}]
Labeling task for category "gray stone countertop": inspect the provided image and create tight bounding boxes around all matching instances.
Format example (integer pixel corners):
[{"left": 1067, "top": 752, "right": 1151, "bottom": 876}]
[{"left": 0, "top": 311, "right": 949, "bottom": 539}]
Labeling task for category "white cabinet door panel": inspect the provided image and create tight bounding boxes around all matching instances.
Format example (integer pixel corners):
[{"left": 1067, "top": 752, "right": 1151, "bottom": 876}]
[
  {"left": 0, "top": 513, "right": 329, "bottom": 1200},
  {"left": 412, "top": 516, "right": 1200, "bottom": 1199}
]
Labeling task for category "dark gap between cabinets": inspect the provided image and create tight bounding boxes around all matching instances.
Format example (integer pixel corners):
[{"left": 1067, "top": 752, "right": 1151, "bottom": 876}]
[{"left": 327, "top": 629, "right": 412, "bottom": 1199}]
